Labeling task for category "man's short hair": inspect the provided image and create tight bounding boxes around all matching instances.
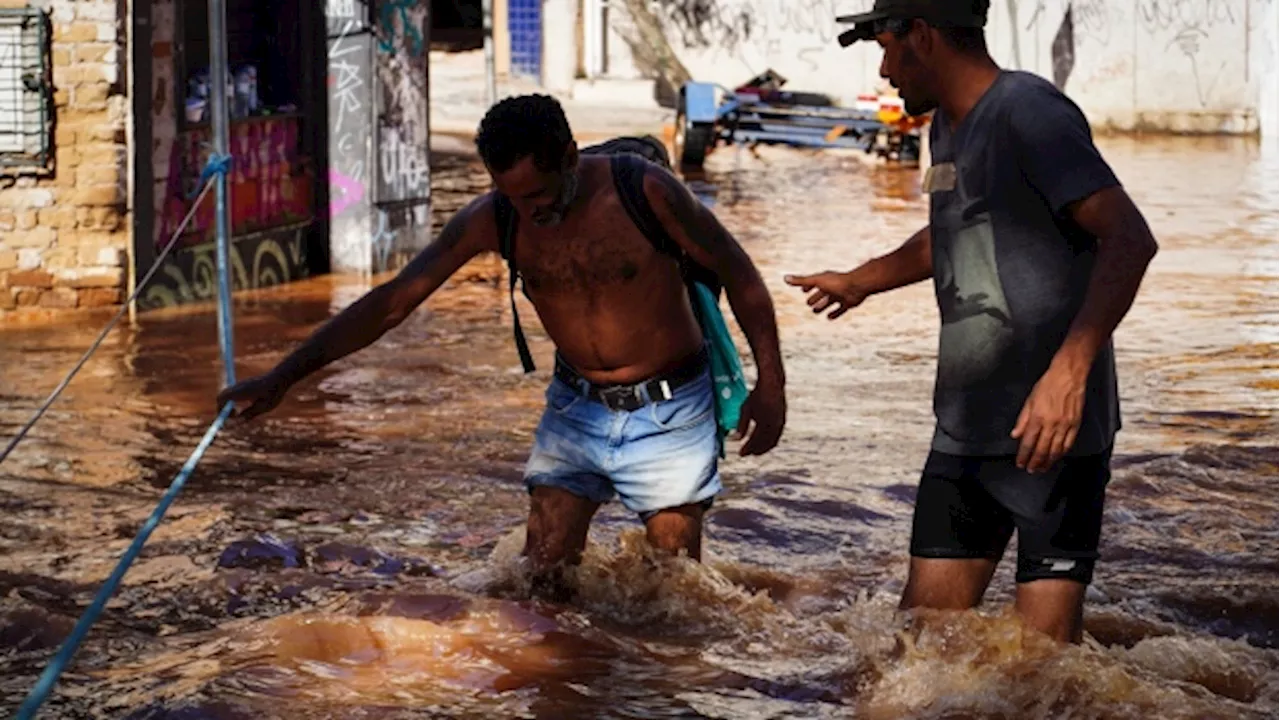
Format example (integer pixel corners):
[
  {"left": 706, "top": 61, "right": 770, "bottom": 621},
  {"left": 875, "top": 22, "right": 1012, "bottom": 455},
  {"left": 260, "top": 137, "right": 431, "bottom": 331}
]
[{"left": 475, "top": 94, "right": 574, "bottom": 173}]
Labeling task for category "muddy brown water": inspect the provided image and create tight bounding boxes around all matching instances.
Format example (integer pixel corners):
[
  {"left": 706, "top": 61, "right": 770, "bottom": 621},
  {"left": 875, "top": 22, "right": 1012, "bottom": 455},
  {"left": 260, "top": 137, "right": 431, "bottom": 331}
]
[{"left": 0, "top": 137, "right": 1276, "bottom": 719}]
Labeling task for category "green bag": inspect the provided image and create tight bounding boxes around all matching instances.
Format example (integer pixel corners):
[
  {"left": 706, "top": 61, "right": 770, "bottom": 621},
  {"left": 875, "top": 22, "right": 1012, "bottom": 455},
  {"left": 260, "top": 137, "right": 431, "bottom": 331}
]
[
  {"left": 688, "top": 281, "right": 749, "bottom": 447},
  {"left": 494, "top": 136, "right": 748, "bottom": 454}
]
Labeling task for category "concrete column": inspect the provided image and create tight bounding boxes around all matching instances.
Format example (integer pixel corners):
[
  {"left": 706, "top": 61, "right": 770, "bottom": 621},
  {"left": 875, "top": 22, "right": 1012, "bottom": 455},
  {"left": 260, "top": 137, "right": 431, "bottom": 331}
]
[
  {"left": 495, "top": 0, "right": 510, "bottom": 76},
  {"left": 541, "top": 0, "right": 577, "bottom": 93},
  {"left": 324, "top": 0, "right": 431, "bottom": 276}
]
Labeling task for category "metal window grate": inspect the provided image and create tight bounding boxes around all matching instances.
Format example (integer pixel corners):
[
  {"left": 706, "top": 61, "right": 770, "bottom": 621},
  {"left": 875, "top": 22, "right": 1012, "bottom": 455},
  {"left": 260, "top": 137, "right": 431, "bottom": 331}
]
[
  {"left": 0, "top": 7, "right": 51, "bottom": 167},
  {"left": 509, "top": 0, "right": 541, "bottom": 80}
]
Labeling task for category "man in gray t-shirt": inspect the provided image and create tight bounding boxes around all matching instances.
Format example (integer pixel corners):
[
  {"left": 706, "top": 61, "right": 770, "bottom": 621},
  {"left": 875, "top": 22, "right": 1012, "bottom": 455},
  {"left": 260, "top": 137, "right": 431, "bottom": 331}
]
[{"left": 786, "top": 0, "right": 1158, "bottom": 643}]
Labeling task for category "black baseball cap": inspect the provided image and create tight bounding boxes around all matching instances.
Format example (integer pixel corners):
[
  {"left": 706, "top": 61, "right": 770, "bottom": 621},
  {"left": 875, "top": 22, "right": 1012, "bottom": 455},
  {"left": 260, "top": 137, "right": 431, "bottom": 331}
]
[{"left": 836, "top": 0, "right": 988, "bottom": 47}]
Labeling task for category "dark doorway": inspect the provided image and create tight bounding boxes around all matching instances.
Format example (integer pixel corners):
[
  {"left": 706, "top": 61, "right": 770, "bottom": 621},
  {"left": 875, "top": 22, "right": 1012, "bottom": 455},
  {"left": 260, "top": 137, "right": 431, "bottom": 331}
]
[{"left": 431, "top": 0, "right": 482, "bottom": 51}]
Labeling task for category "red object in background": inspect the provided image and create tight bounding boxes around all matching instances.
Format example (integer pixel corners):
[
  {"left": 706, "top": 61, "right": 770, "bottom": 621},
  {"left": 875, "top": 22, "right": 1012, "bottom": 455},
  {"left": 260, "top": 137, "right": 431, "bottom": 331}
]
[{"left": 158, "top": 115, "right": 314, "bottom": 250}]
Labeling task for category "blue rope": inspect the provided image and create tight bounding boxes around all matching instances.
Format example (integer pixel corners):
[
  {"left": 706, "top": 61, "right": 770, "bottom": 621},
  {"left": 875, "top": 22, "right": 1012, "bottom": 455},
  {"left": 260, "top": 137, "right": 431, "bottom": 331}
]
[
  {"left": 14, "top": 401, "right": 236, "bottom": 720},
  {"left": 186, "top": 153, "right": 232, "bottom": 200},
  {"left": 0, "top": 154, "right": 231, "bottom": 468}
]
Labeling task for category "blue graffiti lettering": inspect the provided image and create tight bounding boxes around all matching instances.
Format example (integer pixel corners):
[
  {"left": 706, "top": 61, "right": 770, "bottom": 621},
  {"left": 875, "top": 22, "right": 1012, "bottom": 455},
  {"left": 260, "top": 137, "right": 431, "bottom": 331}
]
[{"left": 378, "top": 0, "right": 424, "bottom": 56}]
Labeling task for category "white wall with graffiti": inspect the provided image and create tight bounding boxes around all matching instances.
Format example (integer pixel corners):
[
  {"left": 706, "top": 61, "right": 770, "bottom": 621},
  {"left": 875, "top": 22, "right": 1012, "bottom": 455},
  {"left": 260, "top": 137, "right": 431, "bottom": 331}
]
[
  {"left": 605, "top": 0, "right": 1276, "bottom": 135},
  {"left": 325, "top": 0, "right": 431, "bottom": 276}
]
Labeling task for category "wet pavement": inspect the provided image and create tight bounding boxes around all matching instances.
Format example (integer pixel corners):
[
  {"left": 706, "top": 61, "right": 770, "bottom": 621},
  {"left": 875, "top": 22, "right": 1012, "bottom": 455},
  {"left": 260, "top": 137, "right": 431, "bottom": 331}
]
[{"left": 0, "top": 135, "right": 1276, "bottom": 719}]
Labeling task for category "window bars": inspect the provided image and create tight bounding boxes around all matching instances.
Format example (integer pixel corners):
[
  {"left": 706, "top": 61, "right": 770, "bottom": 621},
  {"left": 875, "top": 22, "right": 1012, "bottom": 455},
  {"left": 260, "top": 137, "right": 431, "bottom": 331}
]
[{"left": 0, "top": 7, "right": 51, "bottom": 168}]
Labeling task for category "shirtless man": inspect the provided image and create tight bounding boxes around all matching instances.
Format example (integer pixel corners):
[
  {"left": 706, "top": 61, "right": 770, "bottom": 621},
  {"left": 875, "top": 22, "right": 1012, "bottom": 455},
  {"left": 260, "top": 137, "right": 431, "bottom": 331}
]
[
  {"left": 216, "top": 95, "right": 787, "bottom": 593},
  {"left": 787, "top": 0, "right": 1157, "bottom": 642}
]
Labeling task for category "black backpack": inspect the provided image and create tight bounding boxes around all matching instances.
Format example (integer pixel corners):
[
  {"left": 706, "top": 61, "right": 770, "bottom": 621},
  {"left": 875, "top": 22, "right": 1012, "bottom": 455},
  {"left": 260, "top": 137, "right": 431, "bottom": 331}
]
[{"left": 492, "top": 135, "right": 721, "bottom": 373}]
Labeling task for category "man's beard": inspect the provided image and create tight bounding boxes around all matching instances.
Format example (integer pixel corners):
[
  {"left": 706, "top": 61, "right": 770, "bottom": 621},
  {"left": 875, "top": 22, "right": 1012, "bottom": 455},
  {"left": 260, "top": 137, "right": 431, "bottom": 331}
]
[
  {"left": 532, "top": 171, "right": 580, "bottom": 227},
  {"left": 903, "top": 94, "right": 938, "bottom": 116}
]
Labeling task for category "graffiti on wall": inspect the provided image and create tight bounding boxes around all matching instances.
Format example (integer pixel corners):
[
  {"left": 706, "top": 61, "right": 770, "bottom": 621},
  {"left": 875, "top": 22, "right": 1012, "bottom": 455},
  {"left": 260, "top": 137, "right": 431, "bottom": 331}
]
[
  {"left": 157, "top": 117, "right": 314, "bottom": 250},
  {"left": 327, "top": 1, "right": 375, "bottom": 272},
  {"left": 378, "top": 0, "right": 425, "bottom": 56},
  {"left": 642, "top": 0, "right": 871, "bottom": 70},
  {"left": 373, "top": 0, "right": 430, "bottom": 268},
  {"left": 374, "top": 0, "right": 430, "bottom": 204},
  {"left": 138, "top": 229, "right": 310, "bottom": 310},
  {"left": 325, "top": 0, "right": 429, "bottom": 274},
  {"left": 1007, "top": 0, "right": 1247, "bottom": 106}
]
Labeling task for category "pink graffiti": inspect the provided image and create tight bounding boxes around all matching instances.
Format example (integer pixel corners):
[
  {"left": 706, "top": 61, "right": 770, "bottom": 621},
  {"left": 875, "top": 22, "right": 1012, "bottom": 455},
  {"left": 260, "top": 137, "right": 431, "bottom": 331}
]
[
  {"left": 158, "top": 117, "right": 315, "bottom": 250},
  {"left": 328, "top": 169, "right": 366, "bottom": 218}
]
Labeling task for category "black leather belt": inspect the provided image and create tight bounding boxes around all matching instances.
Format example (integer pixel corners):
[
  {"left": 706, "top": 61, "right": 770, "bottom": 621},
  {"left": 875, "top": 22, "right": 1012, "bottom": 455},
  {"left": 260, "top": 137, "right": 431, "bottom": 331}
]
[{"left": 554, "top": 345, "right": 709, "bottom": 412}]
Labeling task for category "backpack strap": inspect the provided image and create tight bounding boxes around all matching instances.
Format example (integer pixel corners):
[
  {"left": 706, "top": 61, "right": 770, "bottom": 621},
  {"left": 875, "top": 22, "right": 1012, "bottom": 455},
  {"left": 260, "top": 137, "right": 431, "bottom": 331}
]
[
  {"left": 608, "top": 154, "right": 723, "bottom": 296},
  {"left": 609, "top": 154, "right": 682, "bottom": 259},
  {"left": 494, "top": 194, "right": 536, "bottom": 373}
]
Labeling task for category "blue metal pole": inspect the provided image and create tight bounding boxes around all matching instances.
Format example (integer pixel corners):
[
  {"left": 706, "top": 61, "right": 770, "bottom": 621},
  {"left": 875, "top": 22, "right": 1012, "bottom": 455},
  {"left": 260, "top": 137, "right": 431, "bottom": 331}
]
[{"left": 208, "top": 0, "right": 236, "bottom": 387}]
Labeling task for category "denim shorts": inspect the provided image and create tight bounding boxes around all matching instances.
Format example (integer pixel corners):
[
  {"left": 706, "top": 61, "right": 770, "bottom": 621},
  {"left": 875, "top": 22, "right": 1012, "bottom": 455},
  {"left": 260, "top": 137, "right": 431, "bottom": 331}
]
[{"left": 523, "top": 363, "right": 723, "bottom": 521}]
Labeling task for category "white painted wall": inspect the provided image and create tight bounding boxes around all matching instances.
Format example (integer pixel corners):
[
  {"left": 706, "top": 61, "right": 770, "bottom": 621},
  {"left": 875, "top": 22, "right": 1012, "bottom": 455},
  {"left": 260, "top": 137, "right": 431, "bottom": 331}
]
[
  {"left": 1251, "top": 0, "right": 1279, "bottom": 137},
  {"left": 543, "top": 0, "right": 579, "bottom": 92},
  {"left": 603, "top": 0, "right": 1278, "bottom": 135}
]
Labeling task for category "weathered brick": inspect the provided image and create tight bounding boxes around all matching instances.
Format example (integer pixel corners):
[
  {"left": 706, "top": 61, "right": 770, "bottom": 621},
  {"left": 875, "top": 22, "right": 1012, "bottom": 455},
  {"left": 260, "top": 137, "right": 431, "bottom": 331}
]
[
  {"left": 48, "top": 4, "right": 74, "bottom": 23},
  {"left": 37, "top": 207, "right": 78, "bottom": 230},
  {"left": 54, "top": 168, "right": 78, "bottom": 188},
  {"left": 0, "top": 251, "right": 16, "bottom": 270},
  {"left": 79, "top": 208, "right": 122, "bottom": 232},
  {"left": 54, "top": 64, "right": 107, "bottom": 87},
  {"left": 75, "top": 165, "right": 120, "bottom": 187},
  {"left": 7, "top": 227, "right": 55, "bottom": 249},
  {"left": 72, "top": 82, "right": 111, "bottom": 110},
  {"left": 17, "top": 248, "right": 41, "bottom": 269},
  {"left": 0, "top": 289, "right": 15, "bottom": 311},
  {"left": 42, "top": 248, "right": 79, "bottom": 271},
  {"left": 16, "top": 210, "right": 37, "bottom": 230},
  {"left": 71, "top": 185, "right": 123, "bottom": 207},
  {"left": 14, "top": 289, "right": 41, "bottom": 307},
  {"left": 56, "top": 147, "right": 80, "bottom": 168},
  {"left": 52, "top": 48, "right": 72, "bottom": 67},
  {"left": 62, "top": 109, "right": 110, "bottom": 127},
  {"left": 76, "top": 246, "right": 124, "bottom": 266},
  {"left": 53, "top": 88, "right": 71, "bottom": 108},
  {"left": 79, "top": 145, "right": 123, "bottom": 166},
  {"left": 57, "top": 23, "right": 99, "bottom": 43},
  {"left": 97, "top": 21, "right": 118, "bottom": 43},
  {"left": 78, "top": 3, "right": 118, "bottom": 21},
  {"left": 84, "top": 124, "right": 125, "bottom": 144},
  {"left": 39, "top": 287, "right": 79, "bottom": 309},
  {"left": 85, "top": 207, "right": 120, "bottom": 229},
  {"left": 54, "top": 123, "right": 77, "bottom": 145},
  {"left": 73, "top": 43, "right": 114, "bottom": 64},
  {"left": 58, "top": 267, "right": 124, "bottom": 288},
  {"left": 0, "top": 211, "right": 14, "bottom": 231},
  {"left": 61, "top": 231, "right": 117, "bottom": 248},
  {"left": 0, "top": 189, "right": 55, "bottom": 209},
  {"left": 80, "top": 287, "right": 121, "bottom": 307},
  {"left": 8, "top": 270, "right": 54, "bottom": 288}
]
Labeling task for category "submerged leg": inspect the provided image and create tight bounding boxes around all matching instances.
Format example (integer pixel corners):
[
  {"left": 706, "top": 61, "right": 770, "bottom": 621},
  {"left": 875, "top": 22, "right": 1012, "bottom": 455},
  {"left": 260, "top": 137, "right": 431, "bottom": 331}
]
[{"left": 523, "top": 485, "right": 600, "bottom": 601}]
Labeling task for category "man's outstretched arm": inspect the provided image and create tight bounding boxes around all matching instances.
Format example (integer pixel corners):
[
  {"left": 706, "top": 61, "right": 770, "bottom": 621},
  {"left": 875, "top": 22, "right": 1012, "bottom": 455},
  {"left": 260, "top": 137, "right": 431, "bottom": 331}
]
[
  {"left": 643, "top": 167, "right": 786, "bottom": 456},
  {"left": 784, "top": 225, "right": 932, "bottom": 319},
  {"left": 218, "top": 195, "right": 499, "bottom": 419}
]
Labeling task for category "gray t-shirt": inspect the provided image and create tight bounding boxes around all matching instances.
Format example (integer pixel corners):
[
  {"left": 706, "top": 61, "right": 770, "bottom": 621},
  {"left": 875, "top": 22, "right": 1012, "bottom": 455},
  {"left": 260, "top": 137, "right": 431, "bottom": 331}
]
[{"left": 926, "top": 70, "right": 1122, "bottom": 457}]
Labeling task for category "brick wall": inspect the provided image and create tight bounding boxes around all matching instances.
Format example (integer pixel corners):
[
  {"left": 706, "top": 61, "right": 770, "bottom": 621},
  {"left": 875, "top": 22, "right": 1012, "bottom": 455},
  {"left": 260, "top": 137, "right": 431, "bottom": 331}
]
[{"left": 0, "top": 0, "right": 129, "bottom": 317}]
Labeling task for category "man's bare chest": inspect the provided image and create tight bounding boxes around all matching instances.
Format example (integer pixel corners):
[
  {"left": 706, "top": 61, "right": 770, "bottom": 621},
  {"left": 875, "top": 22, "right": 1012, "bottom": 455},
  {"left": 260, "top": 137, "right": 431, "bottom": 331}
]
[{"left": 516, "top": 229, "right": 657, "bottom": 294}]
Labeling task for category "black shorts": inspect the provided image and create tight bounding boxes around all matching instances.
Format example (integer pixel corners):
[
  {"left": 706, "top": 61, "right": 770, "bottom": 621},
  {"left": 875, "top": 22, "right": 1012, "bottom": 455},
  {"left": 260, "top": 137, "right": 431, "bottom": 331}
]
[{"left": 908, "top": 447, "right": 1113, "bottom": 585}]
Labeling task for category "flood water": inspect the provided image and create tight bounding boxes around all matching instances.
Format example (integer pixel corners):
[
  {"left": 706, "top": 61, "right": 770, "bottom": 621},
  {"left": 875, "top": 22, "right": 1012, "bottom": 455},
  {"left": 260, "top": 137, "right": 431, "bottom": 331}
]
[{"left": 0, "top": 135, "right": 1276, "bottom": 719}]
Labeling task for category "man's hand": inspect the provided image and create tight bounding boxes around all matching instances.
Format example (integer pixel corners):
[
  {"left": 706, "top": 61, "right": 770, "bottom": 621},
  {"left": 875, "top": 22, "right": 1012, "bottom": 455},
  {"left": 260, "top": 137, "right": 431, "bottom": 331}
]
[
  {"left": 734, "top": 379, "right": 786, "bottom": 456},
  {"left": 216, "top": 372, "right": 291, "bottom": 422},
  {"left": 1010, "top": 361, "right": 1088, "bottom": 473},
  {"left": 784, "top": 271, "right": 870, "bottom": 320}
]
